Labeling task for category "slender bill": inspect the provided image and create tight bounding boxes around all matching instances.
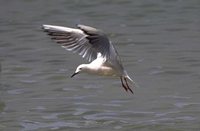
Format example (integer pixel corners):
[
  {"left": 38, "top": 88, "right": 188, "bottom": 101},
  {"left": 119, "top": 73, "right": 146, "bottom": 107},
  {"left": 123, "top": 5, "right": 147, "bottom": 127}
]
[{"left": 71, "top": 72, "right": 79, "bottom": 78}]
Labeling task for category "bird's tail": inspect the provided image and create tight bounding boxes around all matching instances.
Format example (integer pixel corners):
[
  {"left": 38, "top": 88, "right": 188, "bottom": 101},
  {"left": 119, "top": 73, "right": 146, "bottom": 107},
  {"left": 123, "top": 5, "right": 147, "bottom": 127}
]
[
  {"left": 124, "top": 74, "right": 133, "bottom": 83},
  {"left": 125, "top": 73, "right": 138, "bottom": 87}
]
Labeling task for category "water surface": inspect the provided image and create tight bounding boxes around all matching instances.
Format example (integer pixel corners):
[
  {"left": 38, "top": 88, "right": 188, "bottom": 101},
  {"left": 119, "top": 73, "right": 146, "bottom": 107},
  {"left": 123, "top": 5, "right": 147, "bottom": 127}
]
[{"left": 0, "top": 0, "right": 200, "bottom": 130}]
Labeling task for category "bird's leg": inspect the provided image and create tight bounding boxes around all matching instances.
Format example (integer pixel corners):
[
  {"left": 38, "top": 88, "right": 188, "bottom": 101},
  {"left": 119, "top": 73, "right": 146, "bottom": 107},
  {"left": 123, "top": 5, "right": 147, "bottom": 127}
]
[
  {"left": 124, "top": 77, "right": 134, "bottom": 94},
  {"left": 120, "top": 76, "right": 128, "bottom": 92}
]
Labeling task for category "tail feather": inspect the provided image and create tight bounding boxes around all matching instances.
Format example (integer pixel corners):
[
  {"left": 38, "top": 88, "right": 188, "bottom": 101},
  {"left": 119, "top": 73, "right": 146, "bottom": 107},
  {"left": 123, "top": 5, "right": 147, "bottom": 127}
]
[
  {"left": 125, "top": 75, "right": 133, "bottom": 83},
  {"left": 123, "top": 70, "right": 138, "bottom": 86}
]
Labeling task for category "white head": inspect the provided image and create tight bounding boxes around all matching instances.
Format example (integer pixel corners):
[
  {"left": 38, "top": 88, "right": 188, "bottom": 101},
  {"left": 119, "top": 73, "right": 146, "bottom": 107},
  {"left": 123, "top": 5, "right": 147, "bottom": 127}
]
[{"left": 71, "top": 64, "right": 87, "bottom": 77}]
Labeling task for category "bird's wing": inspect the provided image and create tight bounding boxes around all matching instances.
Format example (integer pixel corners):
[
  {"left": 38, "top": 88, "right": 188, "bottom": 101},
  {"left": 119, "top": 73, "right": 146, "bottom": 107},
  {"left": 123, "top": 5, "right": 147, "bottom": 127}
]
[
  {"left": 42, "top": 24, "right": 97, "bottom": 61},
  {"left": 77, "top": 24, "right": 111, "bottom": 59},
  {"left": 42, "top": 24, "right": 124, "bottom": 70}
]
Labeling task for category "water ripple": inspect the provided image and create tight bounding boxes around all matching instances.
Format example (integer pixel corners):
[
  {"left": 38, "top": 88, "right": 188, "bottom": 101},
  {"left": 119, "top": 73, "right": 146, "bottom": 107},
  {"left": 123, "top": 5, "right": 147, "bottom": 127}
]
[{"left": 21, "top": 120, "right": 81, "bottom": 131}]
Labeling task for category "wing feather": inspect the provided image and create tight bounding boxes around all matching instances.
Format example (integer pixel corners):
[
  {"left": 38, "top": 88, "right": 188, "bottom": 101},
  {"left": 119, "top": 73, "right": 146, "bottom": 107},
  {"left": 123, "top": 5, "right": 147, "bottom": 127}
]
[
  {"left": 42, "top": 24, "right": 122, "bottom": 67},
  {"left": 42, "top": 25, "right": 97, "bottom": 61}
]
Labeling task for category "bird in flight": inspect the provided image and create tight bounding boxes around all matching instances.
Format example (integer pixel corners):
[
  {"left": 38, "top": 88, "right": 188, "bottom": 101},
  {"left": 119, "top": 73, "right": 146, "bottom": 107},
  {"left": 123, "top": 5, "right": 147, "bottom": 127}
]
[{"left": 42, "top": 24, "right": 135, "bottom": 93}]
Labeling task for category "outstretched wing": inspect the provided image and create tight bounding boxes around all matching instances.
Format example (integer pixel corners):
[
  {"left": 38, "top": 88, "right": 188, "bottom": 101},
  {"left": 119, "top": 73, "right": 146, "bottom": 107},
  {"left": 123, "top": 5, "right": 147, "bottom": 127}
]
[
  {"left": 77, "top": 24, "right": 111, "bottom": 59},
  {"left": 42, "top": 24, "right": 112, "bottom": 62}
]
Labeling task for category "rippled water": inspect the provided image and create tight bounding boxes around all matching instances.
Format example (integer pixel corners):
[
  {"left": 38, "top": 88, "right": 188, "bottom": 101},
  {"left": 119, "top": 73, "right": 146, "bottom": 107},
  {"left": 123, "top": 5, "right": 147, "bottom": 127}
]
[{"left": 0, "top": 0, "right": 200, "bottom": 130}]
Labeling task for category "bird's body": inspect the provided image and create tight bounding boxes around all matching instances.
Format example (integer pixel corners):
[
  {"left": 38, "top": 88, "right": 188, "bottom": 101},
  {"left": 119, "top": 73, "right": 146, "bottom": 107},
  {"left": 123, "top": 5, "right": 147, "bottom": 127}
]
[
  {"left": 80, "top": 53, "right": 116, "bottom": 76},
  {"left": 42, "top": 24, "right": 135, "bottom": 93}
]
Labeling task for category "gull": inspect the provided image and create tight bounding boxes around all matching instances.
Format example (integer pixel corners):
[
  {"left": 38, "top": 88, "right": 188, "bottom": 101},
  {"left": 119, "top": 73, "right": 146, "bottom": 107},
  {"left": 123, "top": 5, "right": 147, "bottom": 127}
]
[{"left": 42, "top": 24, "right": 135, "bottom": 93}]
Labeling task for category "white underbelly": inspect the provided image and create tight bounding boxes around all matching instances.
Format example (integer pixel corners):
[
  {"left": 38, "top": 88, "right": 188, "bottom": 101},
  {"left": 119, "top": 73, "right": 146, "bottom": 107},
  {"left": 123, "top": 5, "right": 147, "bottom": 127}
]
[{"left": 88, "top": 66, "right": 117, "bottom": 76}]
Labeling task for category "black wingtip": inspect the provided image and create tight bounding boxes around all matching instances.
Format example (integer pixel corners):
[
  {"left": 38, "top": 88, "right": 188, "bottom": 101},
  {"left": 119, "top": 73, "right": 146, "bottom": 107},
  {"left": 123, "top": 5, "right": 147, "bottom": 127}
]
[
  {"left": 41, "top": 25, "right": 48, "bottom": 32},
  {"left": 41, "top": 25, "right": 45, "bottom": 29}
]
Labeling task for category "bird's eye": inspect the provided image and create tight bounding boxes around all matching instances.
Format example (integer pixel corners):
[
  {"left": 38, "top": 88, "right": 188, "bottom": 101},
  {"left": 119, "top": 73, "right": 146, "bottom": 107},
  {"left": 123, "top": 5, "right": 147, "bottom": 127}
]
[{"left": 79, "top": 68, "right": 82, "bottom": 70}]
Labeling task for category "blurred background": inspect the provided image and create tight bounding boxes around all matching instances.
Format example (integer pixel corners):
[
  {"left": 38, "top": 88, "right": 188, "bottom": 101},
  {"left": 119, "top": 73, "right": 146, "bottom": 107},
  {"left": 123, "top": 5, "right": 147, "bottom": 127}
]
[{"left": 0, "top": 0, "right": 200, "bottom": 130}]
